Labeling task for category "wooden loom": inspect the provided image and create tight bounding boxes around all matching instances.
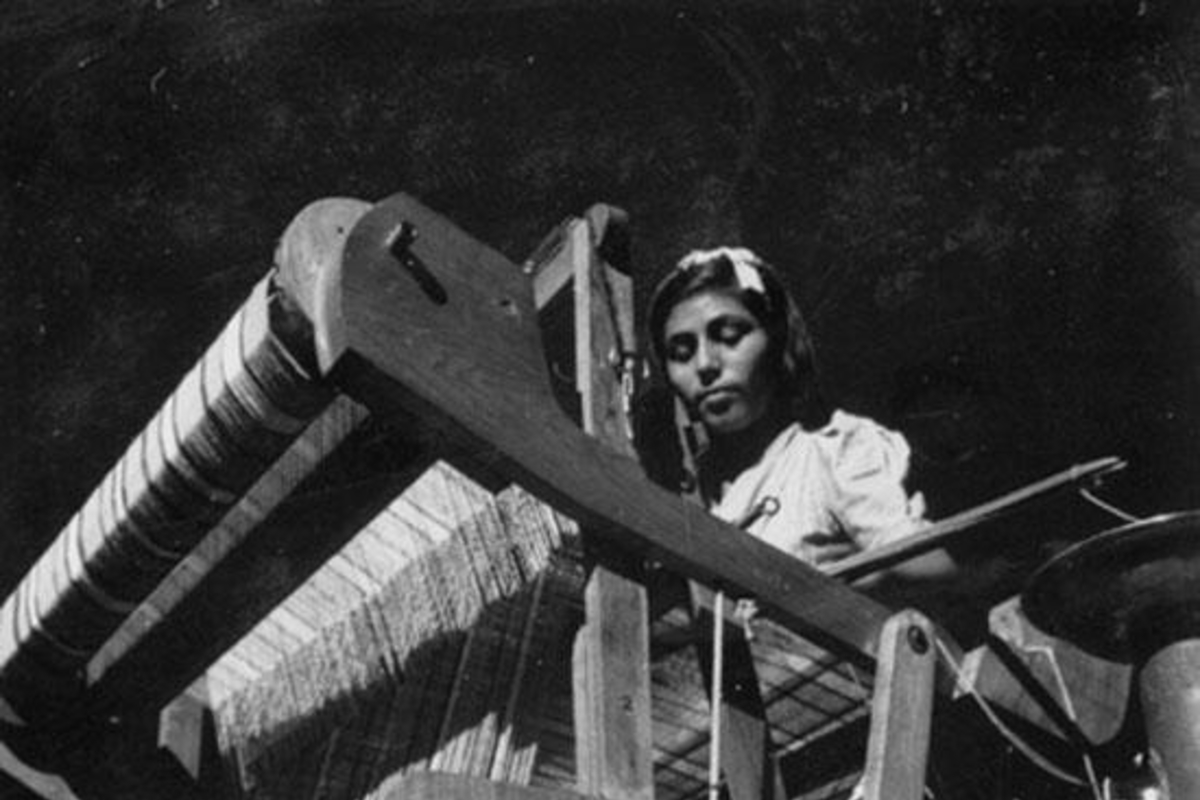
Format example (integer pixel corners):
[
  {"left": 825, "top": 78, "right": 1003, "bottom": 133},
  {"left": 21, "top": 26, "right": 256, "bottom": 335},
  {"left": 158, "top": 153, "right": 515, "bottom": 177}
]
[{"left": 0, "top": 193, "right": 1138, "bottom": 799}]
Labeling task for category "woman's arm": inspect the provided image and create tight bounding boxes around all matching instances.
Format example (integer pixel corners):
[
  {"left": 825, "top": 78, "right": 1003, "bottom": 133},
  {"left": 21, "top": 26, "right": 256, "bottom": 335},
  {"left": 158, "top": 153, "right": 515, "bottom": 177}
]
[{"left": 817, "top": 412, "right": 961, "bottom": 590}]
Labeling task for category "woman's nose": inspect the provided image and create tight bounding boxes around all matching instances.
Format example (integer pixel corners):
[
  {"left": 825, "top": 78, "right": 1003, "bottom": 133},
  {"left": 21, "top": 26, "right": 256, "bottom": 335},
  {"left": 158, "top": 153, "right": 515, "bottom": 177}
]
[{"left": 695, "top": 342, "right": 720, "bottom": 382}]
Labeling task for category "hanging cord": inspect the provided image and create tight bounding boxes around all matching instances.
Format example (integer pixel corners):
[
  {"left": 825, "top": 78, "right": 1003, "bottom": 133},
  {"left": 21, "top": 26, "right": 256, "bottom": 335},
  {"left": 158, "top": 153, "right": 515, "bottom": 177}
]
[
  {"left": 709, "top": 588, "right": 727, "bottom": 800},
  {"left": 1019, "top": 644, "right": 1104, "bottom": 800},
  {"left": 707, "top": 496, "right": 780, "bottom": 800},
  {"left": 1078, "top": 487, "right": 1143, "bottom": 525},
  {"left": 933, "top": 638, "right": 1089, "bottom": 788}
]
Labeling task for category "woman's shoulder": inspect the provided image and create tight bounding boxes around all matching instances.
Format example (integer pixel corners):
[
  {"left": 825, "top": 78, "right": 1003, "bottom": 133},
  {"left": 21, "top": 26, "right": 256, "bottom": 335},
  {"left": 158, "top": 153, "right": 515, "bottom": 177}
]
[{"left": 810, "top": 409, "right": 913, "bottom": 482}]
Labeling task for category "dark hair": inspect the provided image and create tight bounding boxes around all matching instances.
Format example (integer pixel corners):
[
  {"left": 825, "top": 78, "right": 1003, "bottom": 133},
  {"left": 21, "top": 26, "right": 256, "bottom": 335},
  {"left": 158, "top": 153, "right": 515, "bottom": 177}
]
[{"left": 646, "top": 247, "right": 828, "bottom": 429}]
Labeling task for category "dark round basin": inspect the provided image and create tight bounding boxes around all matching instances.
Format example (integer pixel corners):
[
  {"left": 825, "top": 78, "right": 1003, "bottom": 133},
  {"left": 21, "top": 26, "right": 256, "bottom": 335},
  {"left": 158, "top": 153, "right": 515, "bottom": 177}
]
[{"left": 1022, "top": 511, "right": 1200, "bottom": 662}]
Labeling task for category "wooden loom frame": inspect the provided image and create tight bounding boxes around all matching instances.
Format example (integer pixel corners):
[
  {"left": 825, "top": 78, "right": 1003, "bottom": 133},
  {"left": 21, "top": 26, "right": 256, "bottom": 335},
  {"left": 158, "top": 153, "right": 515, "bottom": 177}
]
[{"left": 0, "top": 192, "right": 1129, "bottom": 800}]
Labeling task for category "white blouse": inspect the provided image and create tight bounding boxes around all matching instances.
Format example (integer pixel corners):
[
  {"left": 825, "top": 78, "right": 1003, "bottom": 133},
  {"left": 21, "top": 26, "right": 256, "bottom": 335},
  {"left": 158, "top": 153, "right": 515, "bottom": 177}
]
[{"left": 707, "top": 410, "right": 926, "bottom": 566}]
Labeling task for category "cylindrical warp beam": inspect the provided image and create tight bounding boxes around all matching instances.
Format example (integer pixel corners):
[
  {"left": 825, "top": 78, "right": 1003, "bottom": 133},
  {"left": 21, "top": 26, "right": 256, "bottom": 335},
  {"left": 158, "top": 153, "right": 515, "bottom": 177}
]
[{"left": 0, "top": 275, "right": 334, "bottom": 722}]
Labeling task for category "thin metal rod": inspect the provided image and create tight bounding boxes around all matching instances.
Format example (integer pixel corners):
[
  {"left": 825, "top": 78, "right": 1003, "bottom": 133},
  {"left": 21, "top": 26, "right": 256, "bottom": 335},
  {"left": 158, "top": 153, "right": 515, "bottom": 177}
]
[{"left": 829, "top": 456, "right": 1126, "bottom": 581}]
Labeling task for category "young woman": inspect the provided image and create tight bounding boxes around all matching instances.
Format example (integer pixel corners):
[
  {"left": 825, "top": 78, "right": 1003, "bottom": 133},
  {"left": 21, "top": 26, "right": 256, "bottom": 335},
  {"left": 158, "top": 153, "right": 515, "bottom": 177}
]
[{"left": 647, "top": 246, "right": 952, "bottom": 583}]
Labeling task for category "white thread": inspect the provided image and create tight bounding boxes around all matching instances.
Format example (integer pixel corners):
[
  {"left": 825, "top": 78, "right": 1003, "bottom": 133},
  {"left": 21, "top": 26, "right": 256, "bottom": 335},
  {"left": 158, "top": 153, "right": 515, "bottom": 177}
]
[
  {"left": 706, "top": 496, "right": 779, "bottom": 798},
  {"left": 1020, "top": 643, "right": 1104, "bottom": 800},
  {"left": 709, "top": 589, "right": 725, "bottom": 800}
]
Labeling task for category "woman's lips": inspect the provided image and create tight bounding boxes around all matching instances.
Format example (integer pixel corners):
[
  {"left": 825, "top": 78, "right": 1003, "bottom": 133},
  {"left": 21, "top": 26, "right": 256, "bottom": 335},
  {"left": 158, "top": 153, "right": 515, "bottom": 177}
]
[{"left": 699, "top": 389, "right": 739, "bottom": 414}]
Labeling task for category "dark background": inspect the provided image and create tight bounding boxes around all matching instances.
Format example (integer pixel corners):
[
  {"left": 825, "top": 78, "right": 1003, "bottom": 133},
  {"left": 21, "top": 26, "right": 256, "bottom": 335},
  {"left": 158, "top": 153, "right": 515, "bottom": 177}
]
[{"left": 1, "top": 0, "right": 1198, "bottom": 608}]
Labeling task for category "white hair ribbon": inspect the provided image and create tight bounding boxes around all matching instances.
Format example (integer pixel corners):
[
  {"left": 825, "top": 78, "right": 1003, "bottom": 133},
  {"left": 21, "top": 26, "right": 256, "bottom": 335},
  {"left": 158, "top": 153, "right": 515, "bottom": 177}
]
[{"left": 676, "top": 247, "right": 765, "bottom": 294}]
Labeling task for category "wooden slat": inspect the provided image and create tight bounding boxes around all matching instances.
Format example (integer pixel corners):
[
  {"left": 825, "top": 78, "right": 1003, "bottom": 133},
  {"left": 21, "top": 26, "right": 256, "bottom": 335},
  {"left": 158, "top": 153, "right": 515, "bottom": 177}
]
[
  {"left": 572, "top": 563, "right": 653, "bottom": 800},
  {"left": 377, "top": 771, "right": 596, "bottom": 800},
  {"left": 0, "top": 740, "right": 81, "bottom": 800},
  {"left": 860, "top": 611, "right": 937, "bottom": 800},
  {"left": 158, "top": 683, "right": 209, "bottom": 781},
  {"left": 88, "top": 395, "right": 367, "bottom": 686}
]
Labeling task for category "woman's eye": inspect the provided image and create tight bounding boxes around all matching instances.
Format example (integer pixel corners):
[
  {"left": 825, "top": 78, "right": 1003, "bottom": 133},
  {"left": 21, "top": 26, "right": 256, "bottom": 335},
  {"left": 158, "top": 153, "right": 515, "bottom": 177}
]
[
  {"left": 665, "top": 338, "right": 695, "bottom": 362},
  {"left": 714, "top": 321, "right": 751, "bottom": 344}
]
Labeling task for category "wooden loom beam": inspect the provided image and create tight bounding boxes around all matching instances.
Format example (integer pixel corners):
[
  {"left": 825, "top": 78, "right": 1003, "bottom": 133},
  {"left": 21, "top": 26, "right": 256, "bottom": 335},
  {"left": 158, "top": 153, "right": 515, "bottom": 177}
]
[
  {"left": 79, "top": 199, "right": 430, "bottom": 723},
  {"left": 0, "top": 199, "right": 372, "bottom": 730}
]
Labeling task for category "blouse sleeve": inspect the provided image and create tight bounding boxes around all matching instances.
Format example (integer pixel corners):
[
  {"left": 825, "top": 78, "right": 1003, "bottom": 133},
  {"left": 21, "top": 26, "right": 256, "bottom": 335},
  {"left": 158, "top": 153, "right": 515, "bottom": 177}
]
[{"left": 815, "top": 411, "right": 927, "bottom": 552}]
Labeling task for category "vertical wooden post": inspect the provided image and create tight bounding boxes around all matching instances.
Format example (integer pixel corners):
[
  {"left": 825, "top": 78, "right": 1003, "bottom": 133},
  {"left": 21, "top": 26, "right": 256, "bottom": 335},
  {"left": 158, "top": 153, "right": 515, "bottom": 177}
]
[
  {"left": 554, "top": 214, "right": 654, "bottom": 800},
  {"left": 573, "top": 559, "right": 653, "bottom": 800},
  {"left": 861, "top": 609, "right": 937, "bottom": 800}
]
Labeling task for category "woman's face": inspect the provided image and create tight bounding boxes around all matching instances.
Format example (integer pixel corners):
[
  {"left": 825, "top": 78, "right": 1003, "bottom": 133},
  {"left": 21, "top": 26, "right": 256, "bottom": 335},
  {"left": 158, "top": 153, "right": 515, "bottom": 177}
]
[{"left": 662, "top": 289, "right": 779, "bottom": 437}]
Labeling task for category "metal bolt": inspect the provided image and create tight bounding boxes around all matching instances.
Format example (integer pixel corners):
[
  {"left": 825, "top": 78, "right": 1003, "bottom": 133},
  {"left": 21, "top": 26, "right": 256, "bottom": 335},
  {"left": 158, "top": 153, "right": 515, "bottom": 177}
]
[
  {"left": 388, "top": 220, "right": 418, "bottom": 256},
  {"left": 386, "top": 220, "right": 447, "bottom": 305},
  {"left": 907, "top": 625, "right": 929, "bottom": 655}
]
